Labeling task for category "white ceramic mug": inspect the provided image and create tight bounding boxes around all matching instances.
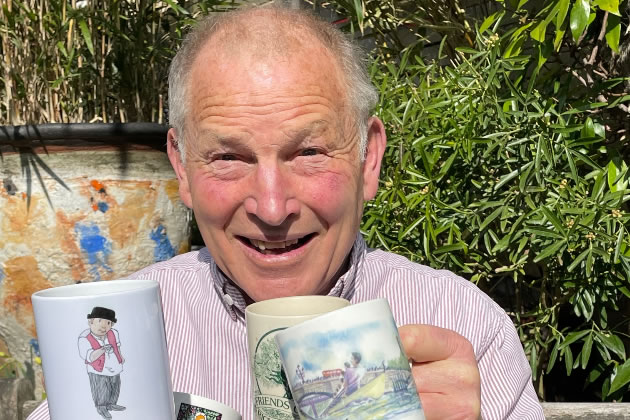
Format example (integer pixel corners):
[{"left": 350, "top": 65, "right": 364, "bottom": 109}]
[
  {"left": 245, "top": 296, "right": 350, "bottom": 420},
  {"left": 31, "top": 279, "right": 174, "bottom": 420},
  {"left": 275, "top": 299, "right": 425, "bottom": 420},
  {"left": 174, "top": 392, "right": 242, "bottom": 420}
]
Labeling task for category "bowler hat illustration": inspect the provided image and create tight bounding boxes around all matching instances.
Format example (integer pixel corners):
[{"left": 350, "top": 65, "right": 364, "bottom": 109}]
[{"left": 87, "top": 307, "right": 117, "bottom": 323}]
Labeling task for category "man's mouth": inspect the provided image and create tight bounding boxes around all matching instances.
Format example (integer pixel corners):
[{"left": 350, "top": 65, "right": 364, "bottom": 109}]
[{"left": 238, "top": 234, "right": 315, "bottom": 255}]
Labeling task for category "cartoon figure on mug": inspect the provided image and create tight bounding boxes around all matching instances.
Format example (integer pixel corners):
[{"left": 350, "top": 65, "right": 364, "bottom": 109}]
[{"left": 78, "top": 307, "right": 126, "bottom": 419}]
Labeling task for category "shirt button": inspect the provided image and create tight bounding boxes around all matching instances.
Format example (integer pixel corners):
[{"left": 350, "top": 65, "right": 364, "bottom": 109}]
[{"left": 223, "top": 294, "right": 234, "bottom": 306}]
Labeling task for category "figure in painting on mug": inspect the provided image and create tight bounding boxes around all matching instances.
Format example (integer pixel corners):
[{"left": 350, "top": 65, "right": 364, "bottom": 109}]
[
  {"left": 343, "top": 352, "right": 365, "bottom": 396},
  {"left": 77, "top": 307, "right": 126, "bottom": 419}
]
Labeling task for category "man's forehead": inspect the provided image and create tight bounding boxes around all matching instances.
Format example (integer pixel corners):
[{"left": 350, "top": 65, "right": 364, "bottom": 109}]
[{"left": 197, "top": 118, "right": 330, "bottom": 138}]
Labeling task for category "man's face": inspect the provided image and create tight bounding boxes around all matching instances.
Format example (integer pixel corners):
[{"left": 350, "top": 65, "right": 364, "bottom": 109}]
[
  {"left": 89, "top": 318, "right": 113, "bottom": 337},
  {"left": 169, "top": 41, "right": 385, "bottom": 302}
]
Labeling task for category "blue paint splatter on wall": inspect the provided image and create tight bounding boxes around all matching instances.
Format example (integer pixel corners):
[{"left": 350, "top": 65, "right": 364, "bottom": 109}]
[
  {"left": 97, "top": 202, "right": 109, "bottom": 213},
  {"left": 75, "top": 223, "right": 113, "bottom": 281},
  {"left": 29, "top": 339, "right": 40, "bottom": 357},
  {"left": 0, "top": 267, "right": 5, "bottom": 285},
  {"left": 150, "top": 224, "right": 175, "bottom": 262}
]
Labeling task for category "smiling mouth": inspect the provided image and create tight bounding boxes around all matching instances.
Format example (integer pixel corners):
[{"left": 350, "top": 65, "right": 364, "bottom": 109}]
[{"left": 238, "top": 233, "right": 316, "bottom": 255}]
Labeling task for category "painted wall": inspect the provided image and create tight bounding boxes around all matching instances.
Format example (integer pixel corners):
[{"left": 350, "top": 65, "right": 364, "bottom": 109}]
[{"left": 0, "top": 148, "right": 191, "bottom": 399}]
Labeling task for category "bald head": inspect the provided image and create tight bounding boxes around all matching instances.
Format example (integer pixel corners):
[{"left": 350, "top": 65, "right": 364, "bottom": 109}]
[{"left": 168, "top": 6, "right": 378, "bottom": 161}]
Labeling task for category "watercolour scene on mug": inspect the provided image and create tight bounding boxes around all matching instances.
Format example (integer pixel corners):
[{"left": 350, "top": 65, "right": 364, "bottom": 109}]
[{"left": 277, "top": 317, "right": 424, "bottom": 420}]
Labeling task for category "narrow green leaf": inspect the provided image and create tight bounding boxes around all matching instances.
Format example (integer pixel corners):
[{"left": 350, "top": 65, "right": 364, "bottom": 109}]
[
  {"left": 480, "top": 11, "right": 502, "bottom": 33},
  {"left": 594, "top": 0, "right": 621, "bottom": 15},
  {"left": 560, "top": 330, "right": 590, "bottom": 349},
  {"left": 591, "top": 170, "right": 606, "bottom": 200},
  {"left": 533, "top": 240, "right": 567, "bottom": 263},
  {"left": 353, "top": 0, "right": 365, "bottom": 33},
  {"left": 570, "top": 0, "right": 590, "bottom": 41},
  {"left": 526, "top": 226, "right": 565, "bottom": 240},
  {"left": 614, "top": 226, "right": 624, "bottom": 263},
  {"left": 479, "top": 206, "right": 504, "bottom": 231},
  {"left": 78, "top": 18, "right": 95, "bottom": 57},
  {"left": 557, "top": 0, "right": 571, "bottom": 27},
  {"left": 398, "top": 215, "right": 424, "bottom": 241},
  {"left": 547, "top": 339, "right": 560, "bottom": 373},
  {"left": 608, "top": 160, "right": 620, "bottom": 192},
  {"left": 564, "top": 346, "right": 574, "bottom": 375},
  {"left": 581, "top": 333, "right": 593, "bottom": 369},
  {"left": 541, "top": 207, "right": 566, "bottom": 236},
  {"left": 605, "top": 14, "right": 621, "bottom": 53},
  {"left": 433, "top": 242, "right": 468, "bottom": 255},
  {"left": 609, "top": 359, "right": 630, "bottom": 394},
  {"left": 586, "top": 248, "right": 594, "bottom": 276},
  {"left": 567, "top": 248, "right": 590, "bottom": 272},
  {"left": 531, "top": 20, "right": 549, "bottom": 42},
  {"left": 595, "top": 332, "right": 626, "bottom": 359},
  {"left": 554, "top": 23, "right": 567, "bottom": 51}
]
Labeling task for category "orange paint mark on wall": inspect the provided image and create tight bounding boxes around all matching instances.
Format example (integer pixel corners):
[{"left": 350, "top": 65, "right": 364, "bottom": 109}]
[
  {"left": 55, "top": 211, "right": 87, "bottom": 282},
  {"left": 2, "top": 256, "right": 54, "bottom": 336},
  {"left": 107, "top": 181, "right": 156, "bottom": 248},
  {"left": 178, "top": 240, "right": 191, "bottom": 255},
  {"left": 0, "top": 194, "right": 44, "bottom": 245},
  {"left": 90, "top": 180, "right": 105, "bottom": 191},
  {"left": 165, "top": 179, "right": 181, "bottom": 205}
]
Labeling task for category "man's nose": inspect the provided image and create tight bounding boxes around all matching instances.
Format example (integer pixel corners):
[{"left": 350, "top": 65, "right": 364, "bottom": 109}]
[{"left": 244, "top": 163, "right": 299, "bottom": 226}]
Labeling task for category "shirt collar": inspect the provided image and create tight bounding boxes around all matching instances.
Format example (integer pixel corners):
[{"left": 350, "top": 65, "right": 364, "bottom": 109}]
[{"left": 208, "top": 234, "right": 367, "bottom": 321}]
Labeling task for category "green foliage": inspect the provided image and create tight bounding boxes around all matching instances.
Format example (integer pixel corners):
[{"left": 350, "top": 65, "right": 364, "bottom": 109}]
[
  {"left": 0, "top": 0, "right": 246, "bottom": 124},
  {"left": 362, "top": 30, "right": 630, "bottom": 400},
  {"left": 477, "top": 0, "right": 623, "bottom": 53}
]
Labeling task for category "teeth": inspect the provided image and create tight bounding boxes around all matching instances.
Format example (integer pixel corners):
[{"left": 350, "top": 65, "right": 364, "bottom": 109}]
[{"left": 249, "top": 238, "right": 300, "bottom": 251}]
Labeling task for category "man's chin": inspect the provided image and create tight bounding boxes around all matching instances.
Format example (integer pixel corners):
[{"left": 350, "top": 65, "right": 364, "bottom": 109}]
[{"left": 243, "top": 281, "right": 325, "bottom": 303}]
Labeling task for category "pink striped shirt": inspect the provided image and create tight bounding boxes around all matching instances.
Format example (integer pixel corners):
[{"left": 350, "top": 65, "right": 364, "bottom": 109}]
[{"left": 27, "top": 235, "right": 544, "bottom": 419}]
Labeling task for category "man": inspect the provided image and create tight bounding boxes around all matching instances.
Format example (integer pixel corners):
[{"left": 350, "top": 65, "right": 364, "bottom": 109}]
[
  {"left": 28, "top": 6, "right": 544, "bottom": 420},
  {"left": 78, "top": 307, "right": 125, "bottom": 419},
  {"left": 343, "top": 352, "right": 365, "bottom": 395}
]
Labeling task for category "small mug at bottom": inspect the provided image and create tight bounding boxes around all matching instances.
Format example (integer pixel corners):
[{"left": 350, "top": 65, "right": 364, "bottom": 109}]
[{"left": 174, "top": 392, "right": 242, "bottom": 420}]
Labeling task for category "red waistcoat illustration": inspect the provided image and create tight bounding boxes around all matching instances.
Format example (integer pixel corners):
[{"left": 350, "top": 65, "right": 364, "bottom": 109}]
[{"left": 86, "top": 330, "right": 123, "bottom": 372}]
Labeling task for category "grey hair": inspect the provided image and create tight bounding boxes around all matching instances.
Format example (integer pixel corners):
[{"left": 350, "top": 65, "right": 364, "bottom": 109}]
[{"left": 168, "top": 6, "right": 379, "bottom": 161}]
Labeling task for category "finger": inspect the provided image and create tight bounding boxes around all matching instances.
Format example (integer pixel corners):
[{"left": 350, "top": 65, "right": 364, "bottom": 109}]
[
  {"left": 419, "top": 389, "right": 481, "bottom": 420},
  {"left": 410, "top": 359, "right": 480, "bottom": 395},
  {"left": 399, "top": 324, "right": 475, "bottom": 363}
]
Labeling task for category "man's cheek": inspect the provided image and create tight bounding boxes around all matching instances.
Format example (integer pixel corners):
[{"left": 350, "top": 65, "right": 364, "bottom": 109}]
[{"left": 305, "top": 173, "right": 352, "bottom": 210}]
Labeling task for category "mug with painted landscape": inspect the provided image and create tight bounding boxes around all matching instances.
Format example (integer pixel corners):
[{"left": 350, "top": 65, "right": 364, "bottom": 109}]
[
  {"left": 245, "top": 296, "right": 350, "bottom": 420},
  {"left": 275, "top": 299, "right": 425, "bottom": 420},
  {"left": 31, "top": 279, "right": 174, "bottom": 420}
]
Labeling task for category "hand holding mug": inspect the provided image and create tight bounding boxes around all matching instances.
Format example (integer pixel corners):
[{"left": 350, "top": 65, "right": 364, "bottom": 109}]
[{"left": 399, "top": 324, "right": 481, "bottom": 420}]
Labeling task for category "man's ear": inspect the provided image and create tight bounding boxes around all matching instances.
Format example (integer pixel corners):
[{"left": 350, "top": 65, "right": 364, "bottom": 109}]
[
  {"left": 362, "top": 116, "right": 387, "bottom": 201},
  {"left": 167, "top": 128, "right": 193, "bottom": 209}
]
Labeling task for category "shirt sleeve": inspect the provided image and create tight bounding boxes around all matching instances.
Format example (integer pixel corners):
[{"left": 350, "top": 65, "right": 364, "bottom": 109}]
[
  {"left": 478, "top": 314, "right": 545, "bottom": 419},
  {"left": 77, "top": 335, "right": 93, "bottom": 362},
  {"left": 26, "top": 400, "right": 49, "bottom": 420}
]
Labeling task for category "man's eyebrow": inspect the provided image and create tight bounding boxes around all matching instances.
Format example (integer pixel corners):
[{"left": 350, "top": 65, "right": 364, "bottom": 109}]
[
  {"left": 285, "top": 120, "right": 329, "bottom": 140},
  {"left": 196, "top": 129, "right": 249, "bottom": 147}
]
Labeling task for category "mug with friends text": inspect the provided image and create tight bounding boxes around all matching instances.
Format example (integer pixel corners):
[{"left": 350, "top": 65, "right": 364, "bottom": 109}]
[
  {"left": 31, "top": 279, "right": 174, "bottom": 420},
  {"left": 275, "top": 299, "right": 426, "bottom": 420},
  {"left": 245, "top": 296, "right": 350, "bottom": 420}
]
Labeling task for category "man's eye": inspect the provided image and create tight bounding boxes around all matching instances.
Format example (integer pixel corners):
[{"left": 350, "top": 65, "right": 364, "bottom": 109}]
[
  {"left": 219, "top": 154, "right": 237, "bottom": 161},
  {"left": 300, "top": 148, "right": 319, "bottom": 157}
]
